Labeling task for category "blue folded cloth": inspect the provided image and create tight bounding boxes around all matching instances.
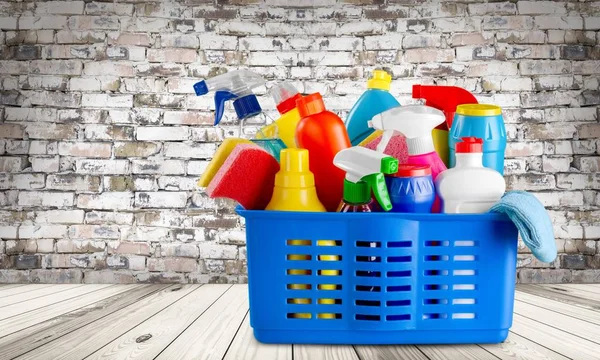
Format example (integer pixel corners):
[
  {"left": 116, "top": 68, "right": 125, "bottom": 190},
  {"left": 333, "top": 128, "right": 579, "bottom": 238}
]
[{"left": 489, "top": 191, "right": 557, "bottom": 263}]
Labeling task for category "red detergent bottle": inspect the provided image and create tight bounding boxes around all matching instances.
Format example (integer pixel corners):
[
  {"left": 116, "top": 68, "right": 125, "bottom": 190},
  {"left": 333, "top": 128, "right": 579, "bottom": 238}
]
[{"left": 295, "top": 93, "right": 351, "bottom": 212}]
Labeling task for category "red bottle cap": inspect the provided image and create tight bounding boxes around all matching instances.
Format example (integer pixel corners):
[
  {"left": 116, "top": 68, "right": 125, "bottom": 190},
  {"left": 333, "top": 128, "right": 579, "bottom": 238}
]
[
  {"left": 296, "top": 92, "right": 326, "bottom": 118},
  {"left": 389, "top": 164, "right": 431, "bottom": 177},
  {"left": 277, "top": 93, "right": 303, "bottom": 115},
  {"left": 456, "top": 137, "right": 483, "bottom": 153}
]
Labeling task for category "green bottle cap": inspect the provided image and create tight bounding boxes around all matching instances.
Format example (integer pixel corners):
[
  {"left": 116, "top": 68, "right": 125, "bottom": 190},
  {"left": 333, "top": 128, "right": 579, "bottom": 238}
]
[
  {"left": 343, "top": 179, "right": 371, "bottom": 205},
  {"left": 381, "top": 156, "right": 398, "bottom": 174}
]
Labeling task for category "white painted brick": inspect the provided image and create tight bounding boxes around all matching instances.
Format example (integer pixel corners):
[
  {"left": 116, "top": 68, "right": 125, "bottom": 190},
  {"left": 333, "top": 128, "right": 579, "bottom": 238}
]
[
  {"left": 69, "top": 225, "right": 120, "bottom": 239},
  {"left": 85, "top": 2, "right": 134, "bottom": 16},
  {"left": 135, "top": 192, "right": 188, "bottom": 209},
  {"left": 1, "top": 174, "right": 45, "bottom": 190},
  {"left": 85, "top": 211, "right": 134, "bottom": 225},
  {"left": 147, "top": 48, "right": 197, "bottom": 63},
  {"left": 18, "top": 191, "right": 74, "bottom": 207},
  {"left": 82, "top": 94, "right": 133, "bottom": 108},
  {"left": 469, "top": 2, "right": 516, "bottom": 15},
  {"left": 517, "top": 1, "right": 567, "bottom": 15},
  {"left": 544, "top": 108, "right": 597, "bottom": 122},
  {"left": 132, "top": 160, "right": 185, "bottom": 175},
  {"left": 496, "top": 30, "right": 546, "bottom": 44},
  {"left": 37, "top": 1, "right": 85, "bottom": 15},
  {"left": 501, "top": 77, "right": 534, "bottom": 91},
  {"left": 431, "top": 17, "right": 481, "bottom": 32},
  {"left": 0, "top": 226, "right": 18, "bottom": 239},
  {"left": 158, "top": 176, "right": 198, "bottom": 191},
  {"left": 19, "top": 16, "right": 68, "bottom": 30},
  {"left": 120, "top": 17, "right": 171, "bottom": 33},
  {"left": 19, "top": 225, "right": 67, "bottom": 239},
  {"left": 159, "top": 243, "right": 199, "bottom": 258},
  {"left": 482, "top": 16, "right": 534, "bottom": 30},
  {"left": 77, "top": 192, "right": 133, "bottom": 210},
  {"left": 585, "top": 17, "right": 600, "bottom": 30},
  {"left": 83, "top": 61, "right": 134, "bottom": 76},
  {"left": 542, "top": 156, "right": 573, "bottom": 172},
  {"left": 246, "top": 51, "right": 298, "bottom": 66},
  {"left": 467, "top": 61, "right": 519, "bottom": 76},
  {"left": 137, "top": 127, "right": 189, "bottom": 141},
  {"left": 0, "top": 17, "right": 18, "bottom": 30},
  {"left": 58, "top": 142, "right": 112, "bottom": 158},
  {"left": 75, "top": 159, "right": 130, "bottom": 175},
  {"left": 218, "top": 21, "right": 264, "bottom": 36},
  {"left": 187, "top": 161, "right": 209, "bottom": 176},
  {"left": 198, "top": 243, "right": 238, "bottom": 260},
  {"left": 557, "top": 173, "right": 599, "bottom": 190},
  {"left": 578, "top": 157, "right": 600, "bottom": 172},
  {"left": 36, "top": 210, "right": 85, "bottom": 224},
  {"left": 30, "top": 60, "right": 82, "bottom": 75},
  {"left": 31, "top": 156, "right": 60, "bottom": 173},
  {"left": 535, "top": 16, "right": 584, "bottom": 30},
  {"left": 163, "top": 142, "right": 217, "bottom": 159},
  {"left": 520, "top": 60, "right": 572, "bottom": 75},
  {"left": 199, "top": 34, "right": 237, "bottom": 50}
]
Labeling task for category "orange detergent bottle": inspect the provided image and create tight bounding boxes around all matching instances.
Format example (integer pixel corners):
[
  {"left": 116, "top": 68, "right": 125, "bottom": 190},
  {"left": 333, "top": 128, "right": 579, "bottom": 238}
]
[{"left": 295, "top": 92, "right": 351, "bottom": 212}]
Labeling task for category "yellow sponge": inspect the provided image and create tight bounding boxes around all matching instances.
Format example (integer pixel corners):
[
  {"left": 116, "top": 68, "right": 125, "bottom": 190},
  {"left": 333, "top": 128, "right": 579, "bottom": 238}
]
[
  {"left": 357, "top": 130, "right": 383, "bottom": 147},
  {"left": 197, "top": 138, "right": 253, "bottom": 187}
]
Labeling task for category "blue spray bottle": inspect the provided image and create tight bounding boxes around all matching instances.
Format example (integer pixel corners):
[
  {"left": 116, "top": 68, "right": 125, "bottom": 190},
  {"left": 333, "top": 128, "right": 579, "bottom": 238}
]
[{"left": 193, "top": 70, "right": 286, "bottom": 161}]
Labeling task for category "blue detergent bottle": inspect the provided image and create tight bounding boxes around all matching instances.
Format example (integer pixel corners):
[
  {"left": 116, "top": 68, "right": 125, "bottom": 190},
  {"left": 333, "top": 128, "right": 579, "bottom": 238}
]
[{"left": 345, "top": 70, "right": 400, "bottom": 146}]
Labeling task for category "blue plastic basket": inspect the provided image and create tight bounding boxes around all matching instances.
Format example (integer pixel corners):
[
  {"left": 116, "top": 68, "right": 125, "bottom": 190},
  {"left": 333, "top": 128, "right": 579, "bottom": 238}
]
[{"left": 237, "top": 208, "right": 518, "bottom": 345}]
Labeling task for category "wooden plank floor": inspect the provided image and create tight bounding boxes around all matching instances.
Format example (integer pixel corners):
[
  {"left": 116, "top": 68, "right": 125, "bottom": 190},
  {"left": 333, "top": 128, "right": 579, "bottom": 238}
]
[{"left": 0, "top": 284, "right": 599, "bottom": 359}]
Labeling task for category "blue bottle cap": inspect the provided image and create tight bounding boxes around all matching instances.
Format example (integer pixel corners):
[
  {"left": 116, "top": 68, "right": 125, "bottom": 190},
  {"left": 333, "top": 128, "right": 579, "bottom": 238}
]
[
  {"left": 193, "top": 80, "right": 209, "bottom": 96},
  {"left": 233, "top": 94, "right": 261, "bottom": 120}
]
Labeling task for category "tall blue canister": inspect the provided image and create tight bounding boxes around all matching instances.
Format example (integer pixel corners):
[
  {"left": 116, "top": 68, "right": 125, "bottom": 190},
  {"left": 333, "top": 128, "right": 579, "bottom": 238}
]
[{"left": 449, "top": 104, "right": 506, "bottom": 174}]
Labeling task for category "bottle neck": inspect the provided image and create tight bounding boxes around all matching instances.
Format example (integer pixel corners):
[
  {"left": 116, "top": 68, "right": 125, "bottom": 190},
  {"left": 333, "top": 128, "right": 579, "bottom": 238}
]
[
  {"left": 455, "top": 153, "right": 484, "bottom": 167},
  {"left": 406, "top": 135, "right": 435, "bottom": 155}
]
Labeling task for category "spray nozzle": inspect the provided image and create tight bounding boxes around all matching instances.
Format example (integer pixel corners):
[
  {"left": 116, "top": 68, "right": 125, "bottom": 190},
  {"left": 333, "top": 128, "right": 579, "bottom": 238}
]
[
  {"left": 369, "top": 105, "right": 445, "bottom": 156},
  {"left": 333, "top": 146, "right": 398, "bottom": 211},
  {"left": 412, "top": 84, "right": 478, "bottom": 130},
  {"left": 270, "top": 82, "right": 302, "bottom": 115},
  {"left": 193, "top": 69, "right": 266, "bottom": 126}
]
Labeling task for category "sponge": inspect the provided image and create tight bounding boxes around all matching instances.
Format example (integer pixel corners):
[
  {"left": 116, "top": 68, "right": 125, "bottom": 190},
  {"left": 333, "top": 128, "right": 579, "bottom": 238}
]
[
  {"left": 362, "top": 133, "right": 409, "bottom": 164},
  {"left": 206, "top": 144, "right": 279, "bottom": 210},
  {"left": 198, "top": 138, "right": 253, "bottom": 187}
]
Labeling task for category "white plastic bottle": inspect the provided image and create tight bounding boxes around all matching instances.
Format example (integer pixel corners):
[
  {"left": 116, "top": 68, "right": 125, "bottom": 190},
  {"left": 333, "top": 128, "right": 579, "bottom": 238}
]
[{"left": 435, "top": 137, "right": 506, "bottom": 214}]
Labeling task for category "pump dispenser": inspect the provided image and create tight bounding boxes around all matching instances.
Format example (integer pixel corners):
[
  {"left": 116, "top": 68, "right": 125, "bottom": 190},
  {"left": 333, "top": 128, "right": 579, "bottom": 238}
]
[
  {"left": 345, "top": 70, "right": 400, "bottom": 146},
  {"left": 369, "top": 105, "right": 447, "bottom": 212},
  {"left": 255, "top": 82, "right": 303, "bottom": 148},
  {"left": 333, "top": 147, "right": 398, "bottom": 212}
]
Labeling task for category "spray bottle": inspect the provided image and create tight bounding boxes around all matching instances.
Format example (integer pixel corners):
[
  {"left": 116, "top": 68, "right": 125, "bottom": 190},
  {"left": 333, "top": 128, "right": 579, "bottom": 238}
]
[
  {"left": 412, "top": 85, "right": 478, "bottom": 166},
  {"left": 255, "top": 82, "right": 303, "bottom": 149},
  {"left": 193, "top": 70, "right": 286, "bottom": 161},
  {"left": 333, "top": 146, "right": 398, "bottom": 212},
  {"left": 369, "top": 105, "right": 447, "bottom": 212}
]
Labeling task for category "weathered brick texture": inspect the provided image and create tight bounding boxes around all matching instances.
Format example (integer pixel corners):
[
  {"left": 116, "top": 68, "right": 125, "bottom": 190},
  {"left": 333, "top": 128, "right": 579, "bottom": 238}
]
[{"left": 1, "top": 0, "right": 599, "bottom": 284}]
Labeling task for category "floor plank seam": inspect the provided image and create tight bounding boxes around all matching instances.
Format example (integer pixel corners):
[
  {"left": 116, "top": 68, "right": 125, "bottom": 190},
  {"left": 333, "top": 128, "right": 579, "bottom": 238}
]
[
  {"left": 516, "top": 298, "right": 600, "bottom": 327},
  {"left": 0, "top": 284, "right": 88, "bottom": 309},
  {"left": 515, "top": 312, "right": 600, "bottom": 346},
  {"left": 221, "top": 309, "right": 249, "bottom": 360}
]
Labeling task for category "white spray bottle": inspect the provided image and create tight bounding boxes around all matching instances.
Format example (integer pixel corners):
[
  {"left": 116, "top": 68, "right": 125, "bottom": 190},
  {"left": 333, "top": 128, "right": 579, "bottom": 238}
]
[{"left": 368, "top": 105, "right": 447, "bottom": 212}]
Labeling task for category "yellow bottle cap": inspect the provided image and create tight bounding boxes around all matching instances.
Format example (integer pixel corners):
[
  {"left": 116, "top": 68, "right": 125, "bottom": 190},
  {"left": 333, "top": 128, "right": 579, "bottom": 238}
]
[
  {"left": 275, "top": 149, "right": 315, "bottom": 188},
  {"left": 456, "top": 104, "right": 502, "bottom": 116},
  {"left": 367, "top": 70, "right": 392, "bottom": 90}
]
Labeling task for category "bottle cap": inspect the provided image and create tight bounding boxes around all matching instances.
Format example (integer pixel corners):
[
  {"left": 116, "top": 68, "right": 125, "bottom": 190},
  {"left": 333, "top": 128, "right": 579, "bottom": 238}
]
[
  {"left": 193, "top": 80, "right": 209, "bottom": 96},
  {"left": 456, "top": 104, "right": 502, "bottom": 117},
  {"left": 367, "top": 70, "right": 392, "bottom": 91},
  {"left": 389, "top": 164, "right": 431, "bottom": 178},
  {"left": 343, "top": 180, "right": 371, "bottom": 205},
  {"left": 275, "top": 148, "right": 315, "bottom": 188},
  {"left": 456, "top": 137, "right": 483, "bottom": 153},
  {"left": 296, "top": 92, "right": 326, "bottom": 118},
  {"left": 270, "top": 82, "right": 302, "bottom": 115},
  {"left": 233, "top": 94, "right": 262, "bottom": 120}
]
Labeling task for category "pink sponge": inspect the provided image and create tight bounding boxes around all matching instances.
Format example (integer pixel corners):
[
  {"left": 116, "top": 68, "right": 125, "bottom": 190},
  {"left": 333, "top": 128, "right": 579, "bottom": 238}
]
[
  {"left": 363, "top": 134, "right": 409, "bottom": 164},
  {"left": 206, "top": 144, "right": 279, "bottom": 210}
]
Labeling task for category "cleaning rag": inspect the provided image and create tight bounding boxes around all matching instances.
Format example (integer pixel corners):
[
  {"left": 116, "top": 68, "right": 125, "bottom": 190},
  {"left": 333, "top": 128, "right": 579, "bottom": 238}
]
[{"left": 489, "top": 191, "right": 557, "bottom": 263}]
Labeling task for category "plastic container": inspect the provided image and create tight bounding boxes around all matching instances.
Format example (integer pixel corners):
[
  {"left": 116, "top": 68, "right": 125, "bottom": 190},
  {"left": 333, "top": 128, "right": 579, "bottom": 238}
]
[
  {"left": 436, "top": 137, "right": 506, "bottom": 214},
  {"left": 256, "top": 82, "right": 303, "bottom": 149},
  {"left": 346, "top": 70, "right": 400, "bottom": 146},
  {"left": 296, "top": 92, "right": 351, "bottom": 212},
  {"left": 450, "top": 104, "right": 507, "bottom": 175},
  {"left": 238, "top": 207, "right": 518, "bottom": 344},
  {"left": 386, "top": 165, "right": 435, "bottom": 213}
]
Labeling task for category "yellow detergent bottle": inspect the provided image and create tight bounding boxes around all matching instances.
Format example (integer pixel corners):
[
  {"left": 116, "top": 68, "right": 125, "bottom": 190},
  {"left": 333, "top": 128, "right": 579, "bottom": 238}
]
[
  {"left": 255, "top": 82, "right": 302, "bottom": 149},
  {"left": 266, "top": 149, "right": 334, "bottom": 319}
]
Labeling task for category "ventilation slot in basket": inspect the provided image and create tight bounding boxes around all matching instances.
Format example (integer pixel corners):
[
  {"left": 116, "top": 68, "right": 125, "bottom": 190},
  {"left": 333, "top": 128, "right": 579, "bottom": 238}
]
[
  {"left": 423, "top": 313, "right": 448, "bottom": 320},
  {"left": 388, "top": 241, "right": 412, "bottom": 248},
  {"left": 387, "top": 299, "right": 411, "bottom": 306},
  {"left": 386, "top": 314, "right": 411, "bottom": 321},
  {"left": 356, "top": 314, "right": 380, "bottom": 321},
  {"left": 356, "top": 300, "right": 380, "bottom": 307}
]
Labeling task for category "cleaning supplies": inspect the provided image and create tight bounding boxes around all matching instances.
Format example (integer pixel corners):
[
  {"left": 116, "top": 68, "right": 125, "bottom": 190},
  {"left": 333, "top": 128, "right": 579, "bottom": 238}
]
[
  {"left": 333, "top": 146, "right": 399, "bottom": 212},
  {"left": 255, "top": 82, "right": 303, "bottom": 149},
  {"left": 198, "top": 138, "right": 253, "bottom": 187},
  {"left": 435, "top": 137, "right": 506, "bottom": 214},
  {"left": 412, "top": 85, "right": 478, "bottom": 167},
  {"left": 206, "top": 144, "right": 279, "bottom": 210},
  {"left": 369, "top": 105, "right": 447, "bottom": 212},
  {"left": 265, "top": 148, "right": 325, "bottom": 212},
  {"left": 385, "top": 164, "right": 435, "bottom": 213},
  {"left": 265, "top": 148, "right": 326, "bottom": 319},
  {"left": 346, "top": 70, "right": 400, "bottom": 146},
  {"left": 295, "top": 92, "right": 351, "bottom": 212},
  {"left": 450, "top": 104, "right": 507, "bottom": 175},
  {"left": 361, "top": 132, "right": 409, "bottom": 164},
  {"left": 193, "top": 70, "right": 286, "bottom": 161},
  {"left": 490, "top": 191, "right": 557, "bottom": 262}
]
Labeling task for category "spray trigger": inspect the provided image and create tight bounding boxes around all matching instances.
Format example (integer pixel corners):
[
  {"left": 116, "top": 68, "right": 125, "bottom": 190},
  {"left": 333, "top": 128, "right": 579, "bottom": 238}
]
[{"left": 214, "top": 90, "right": 238, "bottom": 126}]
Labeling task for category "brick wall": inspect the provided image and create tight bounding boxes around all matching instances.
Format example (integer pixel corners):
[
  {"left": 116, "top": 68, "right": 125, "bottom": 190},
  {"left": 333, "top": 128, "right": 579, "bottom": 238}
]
[{"left": 0, "top": 0, "right": 599, "bottom": 284}]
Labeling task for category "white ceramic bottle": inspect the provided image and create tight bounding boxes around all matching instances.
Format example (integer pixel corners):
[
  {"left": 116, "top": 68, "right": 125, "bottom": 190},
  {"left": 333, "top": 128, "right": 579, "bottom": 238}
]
[{"left": 435, "top": 137, "right": 506, "bottom": 214}]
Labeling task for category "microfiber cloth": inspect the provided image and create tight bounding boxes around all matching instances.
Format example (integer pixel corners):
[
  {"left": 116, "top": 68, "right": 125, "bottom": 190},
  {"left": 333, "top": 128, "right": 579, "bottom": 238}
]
[{"left": 489, "top": 191, "right": 557, "bottom": 263}]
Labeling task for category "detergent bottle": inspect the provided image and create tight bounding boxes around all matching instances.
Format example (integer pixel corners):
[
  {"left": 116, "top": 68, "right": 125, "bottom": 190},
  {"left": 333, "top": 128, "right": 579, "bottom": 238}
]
[
  {"left": 369, "top": 105, "right": 447, "bottom": 212},
  {"left": 450, "top": 104, "right": 507, "bottom": 174},
  {"left": 295, "top": 92, "right": 351, "bottom": 212},
  {"left": 265, "top": 148, "right": 325, "bottom": 319},
  {"left": 436, "top": 137, "right": 506, "bottom": 213},
  {"left": 193, "top": 70, "right": 286, "bottom": 161},
  {"left": 386, "top": 164, "right": 435, "bottom": 213},
  {"left": 255, "top": 82, "right": 302, "bottom": 149},
  {"left": 412, "top": 85, "right": 478, "bottom": 167},
  {"left": 333, "top": 146, "right": 398, "bottom": 212},
  {"left": 346, "top": 70, "right": 400, "bottom": 146}
]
